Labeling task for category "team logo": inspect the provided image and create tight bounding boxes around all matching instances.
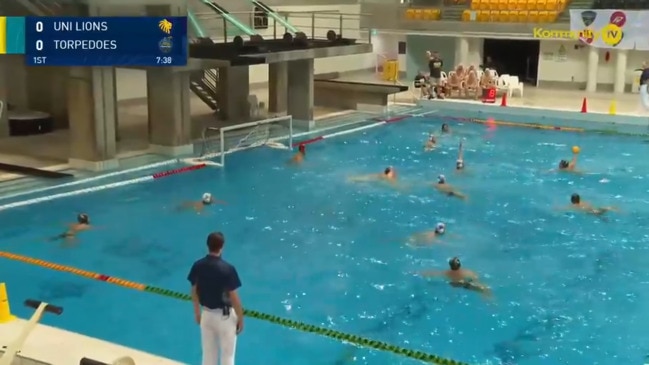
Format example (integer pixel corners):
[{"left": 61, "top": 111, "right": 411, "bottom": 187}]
[
  {"left": 158, "top": 19, "right": 173, "bottom": 34},
  {"left": 609, "top": 11, "right": 626, "bottom": 27},
  {"left": 158, "top": 37, "right": 173, "bottom": 53},
  {"left": 580, "top": 10, "right": 597, "bottom": 26}
]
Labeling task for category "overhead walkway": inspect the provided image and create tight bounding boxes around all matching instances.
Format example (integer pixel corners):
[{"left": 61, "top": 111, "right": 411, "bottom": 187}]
[
  {"left": 249, "top": 0, "right": 299, "bottom": 33},
  {"left": 199, "top": 0, "right": 256, "bottom": 36}
]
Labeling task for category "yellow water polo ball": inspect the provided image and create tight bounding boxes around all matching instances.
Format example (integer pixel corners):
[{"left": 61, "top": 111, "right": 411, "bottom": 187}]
[{"left": 572, "top": 146, "right": 580, "bottom": 154}]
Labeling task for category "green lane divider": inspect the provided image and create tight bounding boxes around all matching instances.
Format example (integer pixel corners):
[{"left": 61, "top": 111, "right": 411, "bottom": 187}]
[{"left": 143, "top": 285, "right": 469, "bottom": 365}]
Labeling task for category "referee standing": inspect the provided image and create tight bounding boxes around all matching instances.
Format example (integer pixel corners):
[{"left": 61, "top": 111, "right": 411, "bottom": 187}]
[{"left": 188, "top": 232, "right": 244, "bottom": 365}]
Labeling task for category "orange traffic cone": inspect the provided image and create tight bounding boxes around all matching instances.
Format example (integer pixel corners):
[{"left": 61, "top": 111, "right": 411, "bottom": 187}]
[
  {"left": 500, "top": 93, "right": 507, "bottom": 107},
  {"left": 580, "top": 97, "right": 588, "bottom": 113}
]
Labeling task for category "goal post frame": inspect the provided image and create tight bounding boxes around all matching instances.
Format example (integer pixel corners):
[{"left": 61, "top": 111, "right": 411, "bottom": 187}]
[{"left": 217, "top": 115, "right": 294, "bottom": 166}]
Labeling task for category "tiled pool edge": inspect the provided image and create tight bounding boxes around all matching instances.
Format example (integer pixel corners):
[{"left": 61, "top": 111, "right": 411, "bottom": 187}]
[
  {"left": 419, "top": 100, "right": 649, "bottom": 134},
  {"left": 0, "top": 319, "right": 183, "bottom": 365}
]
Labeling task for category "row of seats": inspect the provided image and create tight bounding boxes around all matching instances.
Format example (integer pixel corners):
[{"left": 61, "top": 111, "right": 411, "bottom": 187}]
[
  {"left": 404, "top": 8, "right": 442, "bottom": 20},
  {"left": 471, "top": 0, "right": 567, "bottom": 11},
  {"left": 462, "top": 9, "right": 559, "bottom": 22},
  {"left": 593, "top": 0, "right": 649, "bottom": 8}
]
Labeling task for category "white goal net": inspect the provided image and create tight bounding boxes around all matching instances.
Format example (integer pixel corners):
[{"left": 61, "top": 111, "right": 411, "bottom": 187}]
[{"left": 194, "top": 115, "right": 294, "bottom": 167}]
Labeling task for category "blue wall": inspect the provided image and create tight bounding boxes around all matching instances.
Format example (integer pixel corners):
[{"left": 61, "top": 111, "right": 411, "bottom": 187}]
[{"left": 405, "top": 35, "right": 456, "bottom": 80}]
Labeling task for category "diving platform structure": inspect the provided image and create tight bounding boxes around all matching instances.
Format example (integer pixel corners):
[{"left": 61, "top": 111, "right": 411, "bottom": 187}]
[{"left": 0, "top": 0, "right": 372, "bottom": 170}]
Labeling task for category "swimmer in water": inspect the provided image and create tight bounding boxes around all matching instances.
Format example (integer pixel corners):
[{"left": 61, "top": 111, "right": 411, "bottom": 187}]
[
  {"left": 434, "top": 175, "right": 467, "bottom": 200},
  {"left": 50, "top": 213, "right": 92, "bottom": 243},
  {"left": 455, "top": 139, "right": 465, "bottom": 172},
  {"left": 179, "top": 193, "right": 225, "bottom": 213},
  {"left": 349, "top": 166, "right": 398, "bottom": 185},
  {"left": 421, "top": 257, "right": 492, "bottom": 298},
  {"left": 290, "top": 144, "right": 306, "bottom": 164},
  {"left": 408, "top": 222, "right": 447, "bottom": 245},
  {"left": 441, "top": 123, "right": 451, "bottom": 134},
  {"left": 424, "top": 133, "right": 437, "bottom": 151},
  {"left": 556, "top": 150, "right": 580, "bottom": 173},
  {"left": 563, "top": 193, "right": 617, "bottom": 217}
]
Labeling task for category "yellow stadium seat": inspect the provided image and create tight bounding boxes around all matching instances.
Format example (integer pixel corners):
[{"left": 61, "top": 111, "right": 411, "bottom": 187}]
[
  {"left": 486, "top": 0, "right": 497, "bottom": 10},
  {"left": 471, "top": 0, "right": 481, "bottom": 9},
  {"left": 538, "top": 10, "right": 549, "bottom": 22},
  {"left": 526, "top": 0, "right": 536, "bottom": 9},
  {"left": 433, "top": 9, "right": 442, "bottom": 20},
  {"left": 557, "top": 0, "right": 566, "bottom": 10},
  {"left": 517, "top": 0, "right": 527, "bottom": 10},
  {"left": 478, "top": 10, "right": 490, "bottom": 21},
  {"left": 536, "top": 0, "right": 547, "bottom": 10},
  {"left": 413, "top": 9, "right": 423, "bottom": 19},
  {"left": 498, "top": 10, "right": 511, "bottom": 21},
  {"left": 528, "top": 10, "right": 539, "bottom": 22},
  {"left": 462, "top": 9, "right": 472, "bottom": 21},
  {"left": 517, "top": 10, "right": 528, "bottom": 22},
  {"left": 405, "top": 9, "right": 415, "bottom": 19},
  {"left": 489, "top": 10, "right": 499, "bottom": 21},
  {"left": 422, "top": 9, "right": 434, "bottom": 20},
  {"left": 498, "top": 0, "right": 508, "bottom": 9},
  {"left": 546, "top": 0, "right": 557, "bottom": 10},
  {"left": 548, "top": 10, "right": 558, "bottom": 21},
  {"left": 508, "top": 0, "right": 518, "bottom": 10}
]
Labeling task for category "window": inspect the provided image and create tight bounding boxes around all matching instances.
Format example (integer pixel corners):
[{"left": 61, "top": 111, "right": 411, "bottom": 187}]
[{"left": 253, "top": 6, "right": 268, "bottom": 30}]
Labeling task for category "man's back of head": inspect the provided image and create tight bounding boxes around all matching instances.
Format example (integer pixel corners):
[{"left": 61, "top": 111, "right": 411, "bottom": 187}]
[{"left": 207, "top": 232, "right": 225, "bottom": 253}]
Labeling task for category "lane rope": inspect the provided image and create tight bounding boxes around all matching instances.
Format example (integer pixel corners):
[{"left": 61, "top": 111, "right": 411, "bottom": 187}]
[
  {"left": 0, "top": 164, "right": 206, "bottom": 212},
  {"left": 0, "top": 159, "right": 183, "bottom": 203},
  {"left": 292, "top": 115, "right": 412, "bottom": 147},
  {"left": 440, "top": 116, "right": 585, "bottom": 132},
  {"left": 0, "top": 251, "right": 469, "bottom": 365}
]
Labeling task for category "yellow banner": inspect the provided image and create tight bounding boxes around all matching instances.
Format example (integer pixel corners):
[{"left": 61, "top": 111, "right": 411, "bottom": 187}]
[{"left": 0, "top": 17, "right": 6, "bottom": 54}]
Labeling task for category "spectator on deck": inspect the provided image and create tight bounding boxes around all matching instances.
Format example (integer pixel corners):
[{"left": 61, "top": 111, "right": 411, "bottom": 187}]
[
  {"left": 641, "top": 62, "right": 649, "bottom": 86},
  {"left": 427, "top": 51, "right": 444, "bottom": 86},
  {"left": 188, "top": 232, "right": 244, "bottom": 365}
]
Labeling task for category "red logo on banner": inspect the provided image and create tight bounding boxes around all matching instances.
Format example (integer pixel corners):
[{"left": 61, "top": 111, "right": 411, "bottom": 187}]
[{"left": 609, "top": 11, "right": 626, "bottom": 27}]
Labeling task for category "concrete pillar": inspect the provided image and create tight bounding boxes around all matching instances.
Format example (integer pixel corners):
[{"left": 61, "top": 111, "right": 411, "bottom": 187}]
[
  {"left": 26, "top": 67, "right": 69, "bottom": 129},
  {"left": 67, "top": 67, "right": 118, "bottom": 170},
  {"left": 0, "top": 57, "right": 8, "bottom": 138},
  {"left": 455, "top": 37, "right": 470, "bottom": 66},
  {"left": 614, "top": 49, "right": 627, "bottom": 94},
  {"left": 146, "top": 69, "right": 192, "bottom": 155},
  {"left": 586, "top": 47, "right": 599, "bottom": 93},
  {"left": 268, "top": 62, "right": 288, "bottom": 114},
  {"left": 217, "top": 66, "right": 250, "bottom": 122},
  {"left": 287, "top": 58, "right": 314, "bottom": 128}
]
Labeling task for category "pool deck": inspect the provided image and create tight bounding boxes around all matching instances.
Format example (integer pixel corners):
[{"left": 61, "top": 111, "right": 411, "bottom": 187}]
[{"left": 0, "top": 318, "right": 183, "bottom": 365}]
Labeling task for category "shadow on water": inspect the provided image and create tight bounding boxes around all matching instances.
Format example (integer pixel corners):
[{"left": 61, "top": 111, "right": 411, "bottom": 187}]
[
  {"left": 332, "top": 283, "right": 431, "bottom": 364},
  {"left": 38, "top": 280, "right": 89, "bottom": 302},
  {"left": 489, "top": 315, "right": 572, "bottom": 365},
  {"left": 101, "top": 236, "right": 185, "bottom": 282}
]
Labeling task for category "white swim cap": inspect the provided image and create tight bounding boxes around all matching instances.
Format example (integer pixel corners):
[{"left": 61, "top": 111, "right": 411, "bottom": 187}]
[
  {"left": 438, "top": 174, "right": 446, "bottom": 183},
  {"left": 436, "top": 222, "right": 446, "bottom": 234},
  {"left": 202, "top": 193, "right": 212, "bottom": 203}
]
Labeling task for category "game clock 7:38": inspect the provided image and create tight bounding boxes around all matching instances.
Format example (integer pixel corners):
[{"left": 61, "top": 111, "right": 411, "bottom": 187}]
[{"left": 156, "top": 56, "right": 173, "bottom": 65}]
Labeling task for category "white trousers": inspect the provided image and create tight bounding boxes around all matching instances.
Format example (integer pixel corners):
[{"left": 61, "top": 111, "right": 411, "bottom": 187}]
[
  {"left": 200, "top": 307, "right": 238, "bottom": 365},
  {"left": 641, "top": 84, "right": 649, "bottom": 111}
]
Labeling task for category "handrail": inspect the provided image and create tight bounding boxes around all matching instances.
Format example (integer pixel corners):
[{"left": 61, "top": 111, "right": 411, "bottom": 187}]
[
  {"left": 200, "top": 0, "right": 256, "bottom": 36},
  {"left": 187, "top": 10, "right": 207, "bottom": 38},
  {"left": 250, "top": 0, "right": 299, "bottom": 33}
]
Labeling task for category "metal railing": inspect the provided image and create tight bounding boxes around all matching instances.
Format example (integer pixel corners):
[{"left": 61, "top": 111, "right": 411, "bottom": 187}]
[{"left": 191, "top": 10, "right": 373, "bottom": 44}]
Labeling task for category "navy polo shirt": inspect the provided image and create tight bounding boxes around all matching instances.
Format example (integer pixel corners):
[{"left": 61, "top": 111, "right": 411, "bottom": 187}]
[
  {"left": 187, "top": 255, "right": 241, "bottom": 309},
  {"left": 641, "top": 68, "right": 649, "bottom": 85}
]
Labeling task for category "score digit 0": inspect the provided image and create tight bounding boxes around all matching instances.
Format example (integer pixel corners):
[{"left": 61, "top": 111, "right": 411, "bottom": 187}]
[
  {"left": 35, "top": 40, "right": 43, "bottom": 51},
  {"left": 36, "top": 21, "right": 43, "bottom": 32}
]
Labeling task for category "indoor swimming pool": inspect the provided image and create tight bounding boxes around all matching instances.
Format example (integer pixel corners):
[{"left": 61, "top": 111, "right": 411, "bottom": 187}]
[{"left": 1, "top": 114, "right": 648, "bottom": 365}]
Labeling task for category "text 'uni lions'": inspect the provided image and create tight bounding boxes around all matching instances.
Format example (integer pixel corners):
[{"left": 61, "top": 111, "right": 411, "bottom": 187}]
[{"left": 53, "top": 21, "right": 109, "bottom": 32}]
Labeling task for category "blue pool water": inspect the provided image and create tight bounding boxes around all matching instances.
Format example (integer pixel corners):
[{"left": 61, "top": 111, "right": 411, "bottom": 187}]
[{"left": 2, "top": 116, "right": 649, "bottom": 365}]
